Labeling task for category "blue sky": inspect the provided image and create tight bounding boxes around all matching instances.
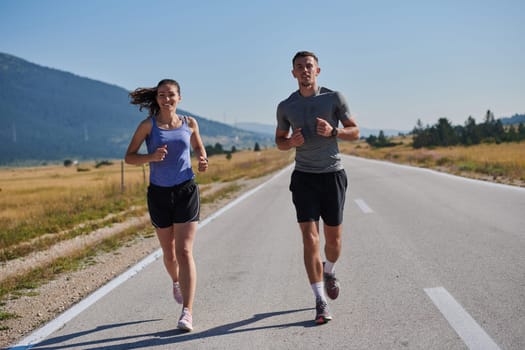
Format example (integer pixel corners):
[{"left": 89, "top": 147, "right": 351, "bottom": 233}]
[{"left": 1, "top": 0, "right": 523, "bottom": 131}]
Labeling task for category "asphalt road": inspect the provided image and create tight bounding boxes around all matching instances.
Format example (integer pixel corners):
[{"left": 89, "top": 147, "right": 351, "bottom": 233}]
[{"left": 11, "top": 156, "right": 525, "bottom": 350}]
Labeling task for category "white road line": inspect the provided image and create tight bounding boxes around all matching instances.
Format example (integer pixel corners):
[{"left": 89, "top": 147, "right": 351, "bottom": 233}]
[
  {"left": 354, "top": 198, "right": 374, "bottom": 214},
  {"left": 9, "top": 165, "right": 293, "bottom": 350},
  {"left": 424, "top": 287, "right": 501, "bottom": 350},
  {"left": 10, "top": 250, "right": 163, "bottom": 350}
]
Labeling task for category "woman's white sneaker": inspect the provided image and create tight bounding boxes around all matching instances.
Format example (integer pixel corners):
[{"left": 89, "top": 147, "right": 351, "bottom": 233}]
[{"left": 177, "top": 307, "right": 193, "bottom": 331}]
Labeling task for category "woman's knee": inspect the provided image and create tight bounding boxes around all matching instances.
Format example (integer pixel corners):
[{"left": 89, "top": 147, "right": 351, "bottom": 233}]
[{"left": 175, "top": 244, "right": 193, "bottom": 262}]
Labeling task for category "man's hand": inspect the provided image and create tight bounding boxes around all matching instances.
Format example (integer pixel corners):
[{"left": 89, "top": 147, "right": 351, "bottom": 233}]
[
  {"left": 289, "top": 128, "right": 305, "bottom": 147},
  {"left": 316, "top": 117, "right": 334, "bottom": 137}
]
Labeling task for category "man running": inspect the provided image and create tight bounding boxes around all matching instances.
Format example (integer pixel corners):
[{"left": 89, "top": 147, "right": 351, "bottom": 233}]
[{"left": 275, "top": 51, "right": 359, "bottom": 324}]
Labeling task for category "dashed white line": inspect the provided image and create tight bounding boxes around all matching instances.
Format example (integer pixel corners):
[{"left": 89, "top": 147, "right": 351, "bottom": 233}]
[
  {"left": 354, "top": 198, "right": 374, "bottom": 214},
  {"left": 424, "top": 287, "right": 501, "bottom": 350}
]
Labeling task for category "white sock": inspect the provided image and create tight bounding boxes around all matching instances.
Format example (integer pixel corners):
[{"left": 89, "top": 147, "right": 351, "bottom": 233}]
[
  {"left": 324, "top": 260, "right": 336, "bottom": 275},
  {"left": 311, "top": 282, "right": 326, "bottom": 301}
]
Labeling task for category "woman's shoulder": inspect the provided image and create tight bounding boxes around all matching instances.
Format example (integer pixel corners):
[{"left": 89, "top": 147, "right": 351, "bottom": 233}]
[
  {"left": 137, "top": 117, "right": 154, "bottom": 132},
  {"left": 139, "top": 116, "right": 154, "bottom": 126},
  {"left": 181, "top": 115, "right": 198, "bottom": 128}
]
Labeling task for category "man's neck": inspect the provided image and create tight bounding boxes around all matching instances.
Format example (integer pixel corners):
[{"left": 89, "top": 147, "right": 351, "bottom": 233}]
[{"left": 298, "top": 83, "right": 318, "bottom": 97}]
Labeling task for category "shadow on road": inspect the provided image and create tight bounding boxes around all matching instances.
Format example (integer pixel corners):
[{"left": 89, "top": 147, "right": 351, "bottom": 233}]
[{"left": 27, "top": 307, "right": 315, "bottom": 349}]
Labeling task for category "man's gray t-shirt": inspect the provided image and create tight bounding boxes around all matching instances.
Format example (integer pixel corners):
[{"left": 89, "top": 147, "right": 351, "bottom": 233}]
[{"left": 276, "top": 86, "right": 351, "bottom": 173}]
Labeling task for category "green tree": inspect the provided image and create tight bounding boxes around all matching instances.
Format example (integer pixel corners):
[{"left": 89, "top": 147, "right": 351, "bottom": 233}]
[
  {"left": 214, "top": 143, "right": 224, "bottom": 154},
  {"left": 365, "top": 134, "right": 377, "bottom": 147},
  {"left": 518, "top": 123, "right": 525, "bottom": 141},
  {"left": 481, "top": 109, "right": 497, "bottom": 140},
  {"left": 506, "top": 125, "right": 518, "bottom": 142},
  {"left": 436, "top": 118, "right": 458, "bottom": 146},
  {"left": 463, "top": 116, "right": 481, "bottom": 145}
]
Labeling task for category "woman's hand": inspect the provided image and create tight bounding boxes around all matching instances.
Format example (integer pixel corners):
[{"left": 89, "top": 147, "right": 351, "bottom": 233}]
[
  {"left": 151, "top": 145, "right": 168, "bottom": 162},
  {"left": 198, "top": 155, "right": 208, "bottom": 172}
]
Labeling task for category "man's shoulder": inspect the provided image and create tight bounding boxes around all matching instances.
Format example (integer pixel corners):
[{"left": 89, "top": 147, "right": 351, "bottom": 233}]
[
  {"left": 319, "top": 86, "right": 335, "bottom": 94},
  {"left": 279, "top": 90, "right": 300, "bottom": 105},
  {"left": 319, "top": 87, "right": 347, "bottom": 103},
  {"left": 319, "top": 87, "right": 345, "bottom": 98}
]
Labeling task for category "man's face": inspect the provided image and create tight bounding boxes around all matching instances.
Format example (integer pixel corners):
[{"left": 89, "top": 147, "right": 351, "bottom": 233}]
[{"left": 292, "top": 56, "right": 320, "bottom": 87}]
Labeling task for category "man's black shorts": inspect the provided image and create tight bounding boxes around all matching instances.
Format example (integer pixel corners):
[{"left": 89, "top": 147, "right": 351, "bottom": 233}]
[
  {"left": 147, "top": 179, "right": 200, "bottom": 228},
  {"left": 289, "top": 169, "right": 348, "bottom": 226}
]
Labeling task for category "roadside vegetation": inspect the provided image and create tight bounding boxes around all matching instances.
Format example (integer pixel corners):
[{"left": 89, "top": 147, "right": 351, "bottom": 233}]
[
  {"left": 1, "top": 133, "right": 524, "bottom": 324},
  {"left": 0, "top": 148, "right": 294, "bottom": 307},
  {"left": 340, "top": 136, "right": 525, "bottom": 187},
  {"left": 346, "top": 112, "right": 525, "bottom": 187}
]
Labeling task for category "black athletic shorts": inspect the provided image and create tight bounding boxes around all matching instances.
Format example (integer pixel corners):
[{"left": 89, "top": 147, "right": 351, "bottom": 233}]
[
  {"left": 289, "top": 169, "right": 348, "bottom": 226},
  {"left": 147, "top": 179, "right": 200, "bottom": 228}
]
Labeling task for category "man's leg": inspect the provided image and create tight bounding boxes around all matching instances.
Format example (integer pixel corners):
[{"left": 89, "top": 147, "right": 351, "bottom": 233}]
[
  {"left": 323, "top": 223, "right": 342, "bottom": 265},
  {"left": 323, "top": 223, "right": 342, "bottom": 300},
  {"left": 299, "top": 221, "right": 332, "bottom": 324},
  {"left": 299, "top": 221, "right": 323, "bottom": 284}
]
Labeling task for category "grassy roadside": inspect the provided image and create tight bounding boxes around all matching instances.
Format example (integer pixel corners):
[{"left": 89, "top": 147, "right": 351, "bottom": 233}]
[
  {"left": 0, "top": 148, "right": 295, "bottom": 316},
  {"left": 1, "top": 140, "right": 523, "bottom": 325},
  {"left": 0, "top": 149, "right": 293, "bottom": 260},
  {"left": 339, "top": 137, "right": 525, "bottom": 187}
]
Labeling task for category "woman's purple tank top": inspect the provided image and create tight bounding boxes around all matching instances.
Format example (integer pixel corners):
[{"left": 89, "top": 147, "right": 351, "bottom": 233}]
[{"left": 146, "top": 116, "right": 194, "bottom": 187}]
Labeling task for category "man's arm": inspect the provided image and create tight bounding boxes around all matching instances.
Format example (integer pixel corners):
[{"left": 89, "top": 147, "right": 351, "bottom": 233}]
[
  {"left": 275, "top": 127, "right": 304, "bottom": 150},
  {"left": 334, "top": 116, "right": 360, "bottom": 141}
]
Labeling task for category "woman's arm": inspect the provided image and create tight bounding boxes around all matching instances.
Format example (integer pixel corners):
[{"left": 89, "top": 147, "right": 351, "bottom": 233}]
[
  {"left": 125, "top": 118, "right": 166, "bottom": 165},
  {"left": 188, "top": 117, "right": 208, "bottom": 172}
]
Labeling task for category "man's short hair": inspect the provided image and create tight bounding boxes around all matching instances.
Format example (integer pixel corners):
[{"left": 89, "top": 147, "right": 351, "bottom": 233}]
[{"left": 292, "top": 51, "right": 319, "bottom": 66}]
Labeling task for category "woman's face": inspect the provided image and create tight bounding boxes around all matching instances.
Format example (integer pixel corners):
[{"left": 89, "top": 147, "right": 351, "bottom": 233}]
[{"left": 156, "top": 83, "right": 181, "bottom": 112}]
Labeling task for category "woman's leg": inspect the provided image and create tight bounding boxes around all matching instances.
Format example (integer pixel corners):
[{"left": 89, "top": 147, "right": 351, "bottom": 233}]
[
  {"left": 173, "top": 221, "right": 198, "bottom": 312},
  {"left": 156, "top": 226, "right": 179, "bottom": 282}
]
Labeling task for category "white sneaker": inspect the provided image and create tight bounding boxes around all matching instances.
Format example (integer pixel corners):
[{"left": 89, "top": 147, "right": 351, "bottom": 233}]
[{"left": 177, "top": 307, "right": 193, "bottom": 331}]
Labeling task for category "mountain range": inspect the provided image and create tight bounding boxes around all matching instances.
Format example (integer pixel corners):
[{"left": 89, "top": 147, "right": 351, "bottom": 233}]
[
  {"left": 235, "top": 122, "right": 405, "bottom": 138},
  {"left": 0, "top": 52, "right": 272, "bottom": 166},
  {"left": 2, "top": 52, "right": 519, "bottom": 166}
]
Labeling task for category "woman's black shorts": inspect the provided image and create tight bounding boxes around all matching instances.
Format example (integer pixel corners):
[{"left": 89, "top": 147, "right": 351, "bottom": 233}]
[
  {"left": 147, "top": 179, "right": 200, "bottom": 228},
  {"left": 289, "top": 169, "right": 348, "bottom": 226}
]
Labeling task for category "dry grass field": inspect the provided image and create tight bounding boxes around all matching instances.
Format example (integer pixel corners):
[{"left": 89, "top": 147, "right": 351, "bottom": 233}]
[
  {"left": 2, "top": 140, "right": 523, "bottom": 263},
  {"left": 339, "top": 137, "right": 525, "bottom": 187},
  {"left": 0, "top": 161, "right": 147, "bottom": 259},
  {"left": 0, "top": 148, "right": 294, "bottom": 262}
]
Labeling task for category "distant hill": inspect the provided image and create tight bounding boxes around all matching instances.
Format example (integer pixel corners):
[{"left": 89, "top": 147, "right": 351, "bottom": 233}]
[
  {"left": 237, "top": 121, "right": 406, "bottom": 138},
  {"left": 358, "top": 127, "right": 406, "bottom": 138},
  {"left": 236, "top": 122, "right": 275, "bottom": 136},
  {"left": 0, "top": 52, "right": 272, "bottom": 166},
  {"left": 500, "top": 113, "right": 525, "bottom": 125}
]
